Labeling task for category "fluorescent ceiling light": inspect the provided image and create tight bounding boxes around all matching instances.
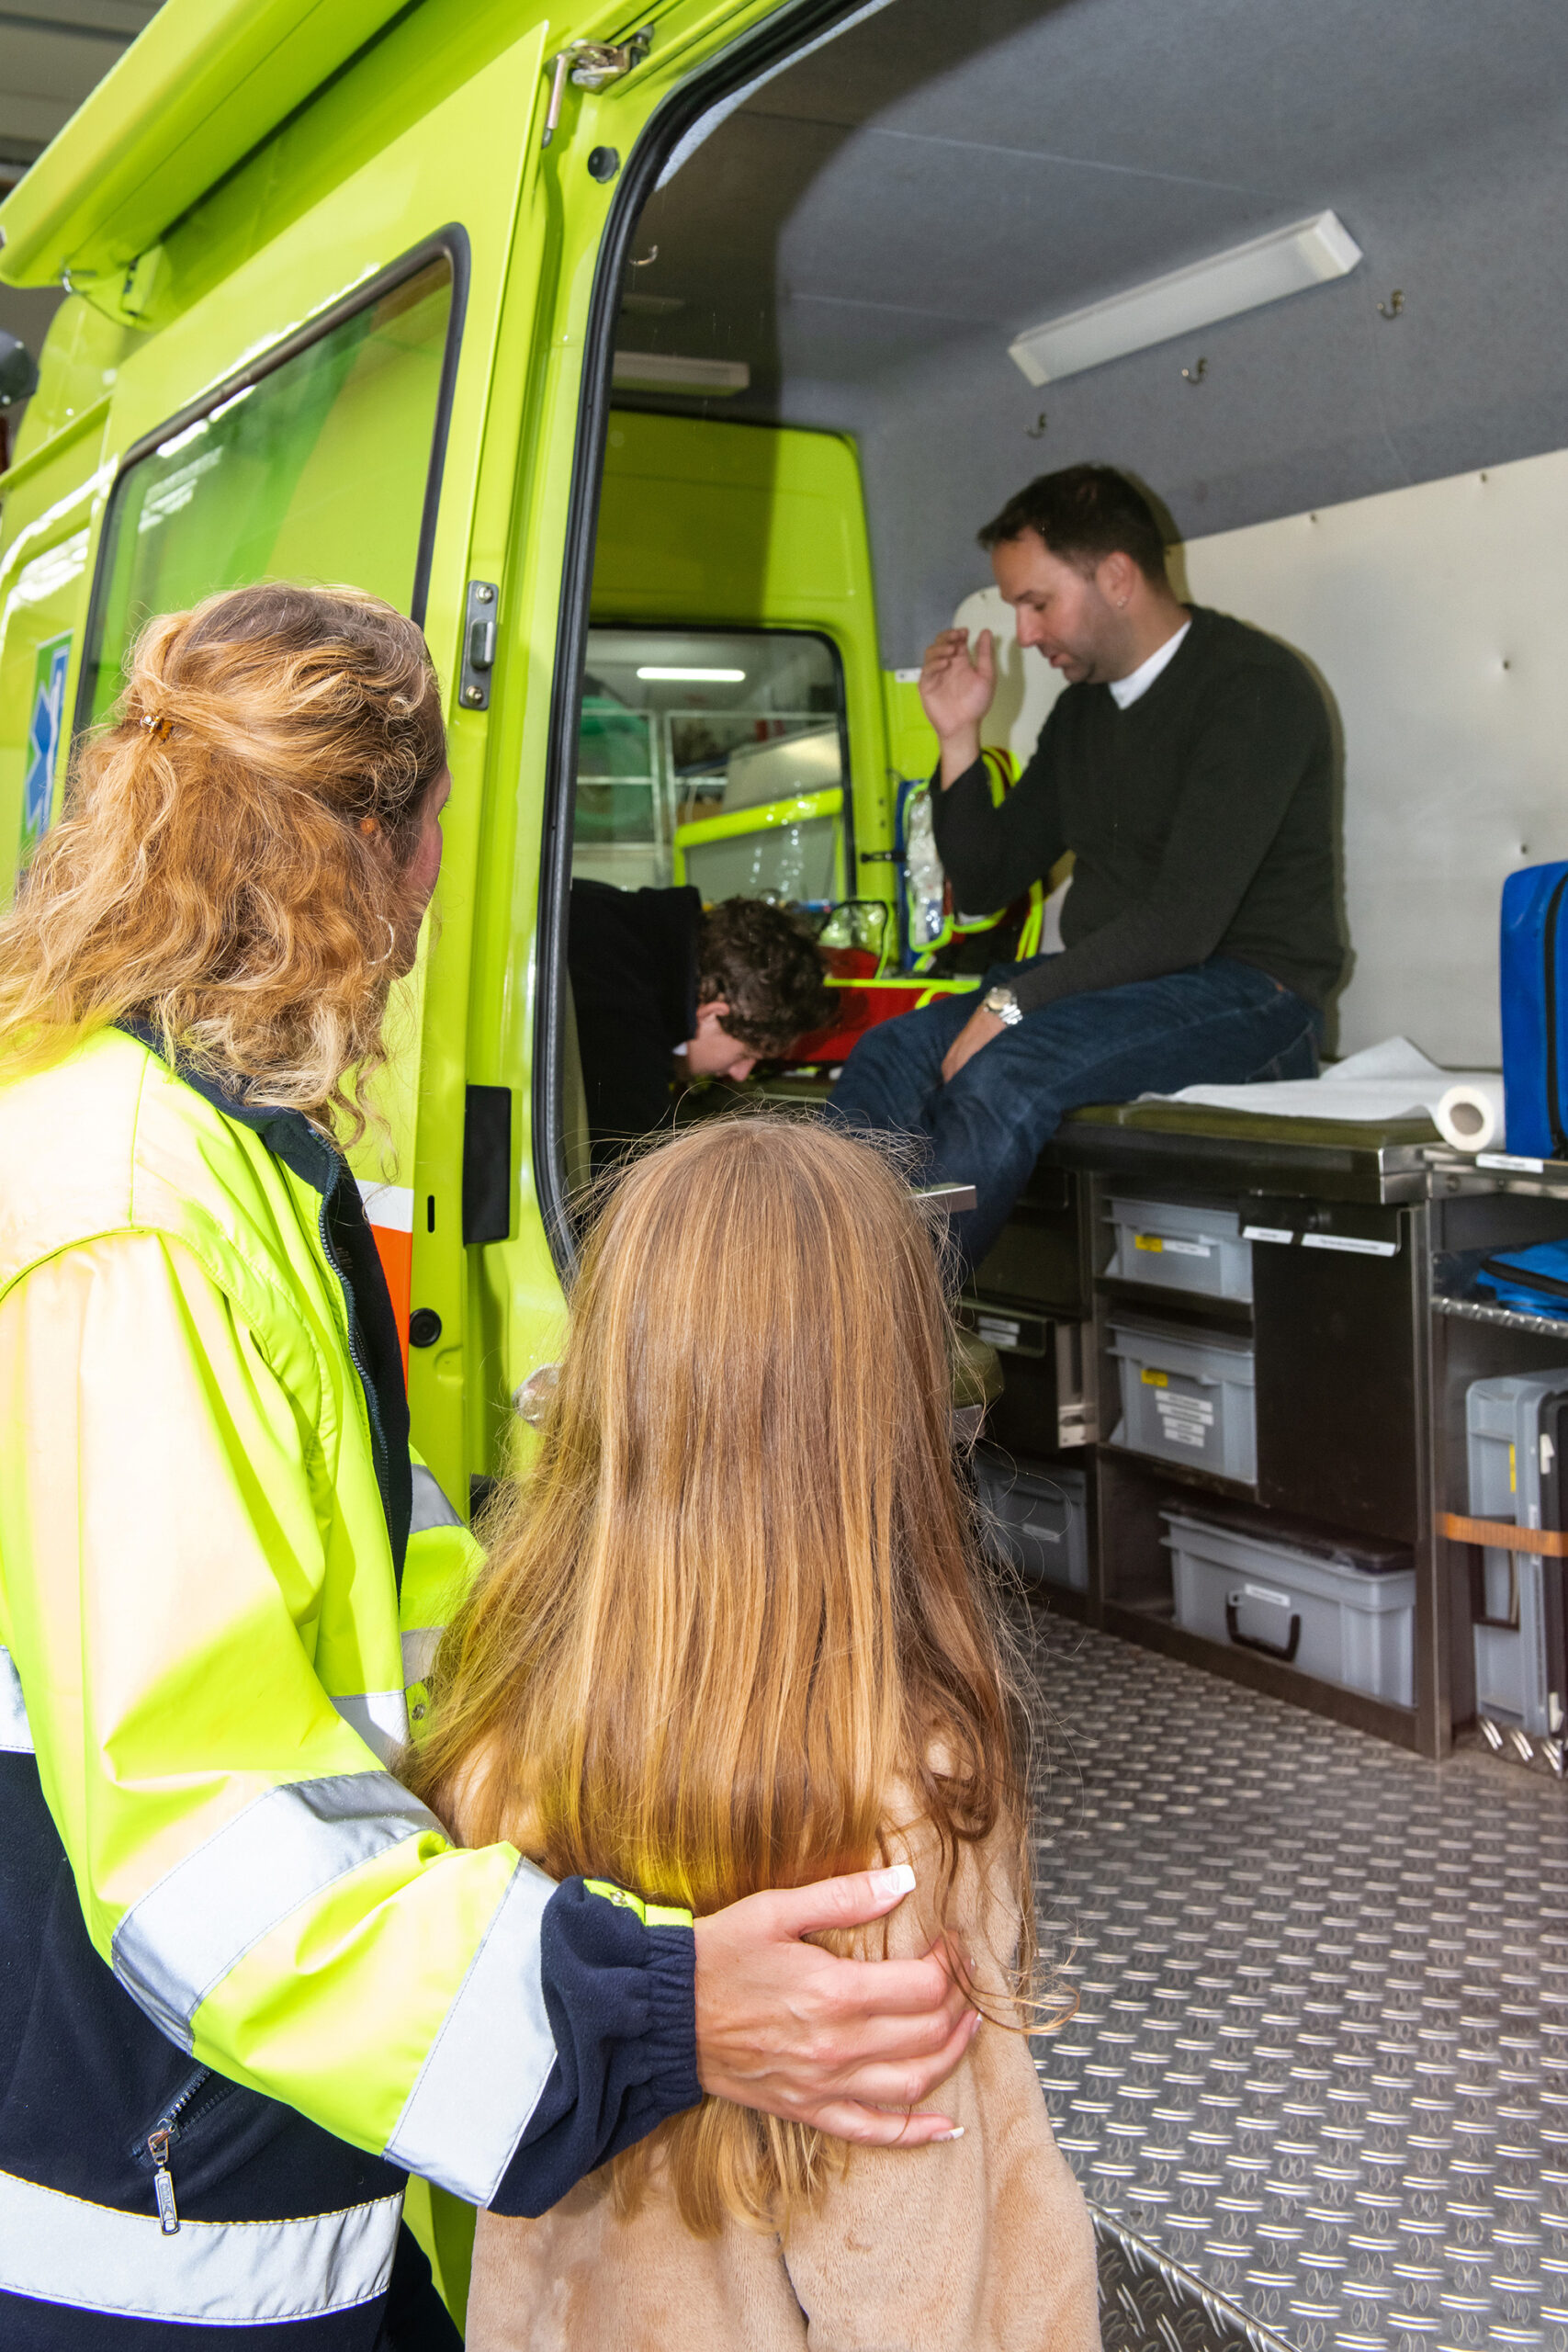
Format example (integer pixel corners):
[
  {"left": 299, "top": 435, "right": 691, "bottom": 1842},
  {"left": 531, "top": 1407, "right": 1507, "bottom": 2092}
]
[
  {"left": 613, "top": 350, "right": 750, "bottom": 394},
  {"left": 636, "top": 666, "right": 746, "bottom": 683},
  {"left": 1008, "top": 210, "right": 1362, "bottom": 387}
]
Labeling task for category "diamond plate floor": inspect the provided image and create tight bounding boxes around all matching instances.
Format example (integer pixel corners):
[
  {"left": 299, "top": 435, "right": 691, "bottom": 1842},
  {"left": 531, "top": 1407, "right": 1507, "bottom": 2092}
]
[{"left": 1024, "top": 1616, "right": 1568, "bottom": 2352}]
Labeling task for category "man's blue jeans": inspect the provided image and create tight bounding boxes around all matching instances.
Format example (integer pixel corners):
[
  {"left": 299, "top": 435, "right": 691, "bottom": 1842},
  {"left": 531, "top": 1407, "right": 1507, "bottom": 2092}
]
[{"left": 827, "top": 956, "right": 1323, "bottom": 1278}]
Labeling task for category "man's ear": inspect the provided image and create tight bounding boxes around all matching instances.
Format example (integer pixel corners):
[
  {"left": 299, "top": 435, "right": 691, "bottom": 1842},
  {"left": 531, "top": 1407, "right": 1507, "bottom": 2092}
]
[
  {"left": 1097, "top": 549, "right": 1139, "bottom": 610},
  {"left": 693, "top": 998, "right": 730, "bottom": 1034}
]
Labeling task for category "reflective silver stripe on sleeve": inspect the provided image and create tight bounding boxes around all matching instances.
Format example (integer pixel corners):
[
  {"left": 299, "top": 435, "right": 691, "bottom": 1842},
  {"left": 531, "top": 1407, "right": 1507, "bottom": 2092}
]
[
  {"left": 111, "top": 1773, "right": 442, "bottom": 2051},
  {"left": 0, "top": 2167, "right": 400, "bottom": 2324},
  {"left": 0, "top": 1647, "right": 33, "bottom": 1755},
  {"left": 402, "top": 1628, "right": 440, "bottom": 1686},
  {"left": 410, "top": 1464, "right": 462, "bottom": 1531},
  {"left": 385, "top": 1855, "right": 557, "bottom": 2204},
  {"left": 332, "top": 1689, "right": 410, "bottom": 1763}
]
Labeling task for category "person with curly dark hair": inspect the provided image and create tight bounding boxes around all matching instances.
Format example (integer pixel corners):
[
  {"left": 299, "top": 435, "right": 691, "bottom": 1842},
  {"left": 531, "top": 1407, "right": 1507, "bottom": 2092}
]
[{"left": 567, "top": 880, "right": 831, "bottom": 1172}]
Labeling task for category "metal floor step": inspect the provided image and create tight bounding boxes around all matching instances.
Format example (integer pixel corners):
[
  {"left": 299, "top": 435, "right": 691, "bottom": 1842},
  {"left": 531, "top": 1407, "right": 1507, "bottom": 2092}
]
[{"left": 1024, "top": 1614, "right": 1568, "bottom": 2352}]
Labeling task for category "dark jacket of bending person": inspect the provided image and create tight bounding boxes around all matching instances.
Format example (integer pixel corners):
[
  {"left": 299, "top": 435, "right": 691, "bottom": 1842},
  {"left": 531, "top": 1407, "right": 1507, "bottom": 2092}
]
[{"left": 567, "top": 880, "right": 830, "bottom": 1171}]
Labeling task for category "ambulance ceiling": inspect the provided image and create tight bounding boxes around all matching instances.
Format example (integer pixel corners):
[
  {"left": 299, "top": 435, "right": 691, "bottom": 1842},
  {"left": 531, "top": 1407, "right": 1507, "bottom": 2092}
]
[{"left": 619, "top": 0, "right": 1568, "bottom": 662}]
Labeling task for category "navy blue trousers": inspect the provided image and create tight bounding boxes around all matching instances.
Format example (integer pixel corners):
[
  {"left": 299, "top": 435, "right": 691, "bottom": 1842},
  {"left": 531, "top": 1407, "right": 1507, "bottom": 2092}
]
[{"left": 828, "top": 956, "right": 1322, "bottom": 1277}]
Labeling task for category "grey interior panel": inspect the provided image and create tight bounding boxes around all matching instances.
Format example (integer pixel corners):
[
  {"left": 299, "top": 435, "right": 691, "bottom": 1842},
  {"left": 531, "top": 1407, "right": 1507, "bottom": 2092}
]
[{"left": 624, "top": 0, "right": 1568, "bottom": 662}]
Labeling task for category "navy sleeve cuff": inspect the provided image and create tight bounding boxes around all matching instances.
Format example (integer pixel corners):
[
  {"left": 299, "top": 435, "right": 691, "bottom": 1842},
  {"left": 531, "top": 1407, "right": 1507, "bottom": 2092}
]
[{"left": 487, "top": 1876, "right": 700, "bottom": 2218}]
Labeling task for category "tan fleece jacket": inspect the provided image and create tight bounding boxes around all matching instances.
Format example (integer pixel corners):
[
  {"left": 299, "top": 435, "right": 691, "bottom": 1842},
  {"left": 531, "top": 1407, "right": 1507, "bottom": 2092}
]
[{"left": 465, "top": 1815, "right": 1100, "bottom": 2352}]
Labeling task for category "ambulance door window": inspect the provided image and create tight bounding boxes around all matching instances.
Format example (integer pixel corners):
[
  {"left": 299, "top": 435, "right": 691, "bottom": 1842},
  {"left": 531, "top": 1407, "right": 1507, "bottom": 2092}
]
[
  {"left": 81, "top": 252, "right": 457, "bottom": 719},
  {"left": 574, "top": 627, "right": 846, "bottom": 904}
]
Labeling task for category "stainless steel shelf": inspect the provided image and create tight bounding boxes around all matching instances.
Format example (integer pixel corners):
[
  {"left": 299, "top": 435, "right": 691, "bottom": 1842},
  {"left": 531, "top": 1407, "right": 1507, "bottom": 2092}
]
[{"left": 1433, "top": 1292, "right": 1568, "bottom": 1343}]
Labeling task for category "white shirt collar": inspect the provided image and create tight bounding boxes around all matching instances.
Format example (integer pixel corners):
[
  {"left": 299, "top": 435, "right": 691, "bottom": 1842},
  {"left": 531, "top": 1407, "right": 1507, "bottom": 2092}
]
[{"left": 1109, "top": 617, "right": 1191, "bottom": 710}]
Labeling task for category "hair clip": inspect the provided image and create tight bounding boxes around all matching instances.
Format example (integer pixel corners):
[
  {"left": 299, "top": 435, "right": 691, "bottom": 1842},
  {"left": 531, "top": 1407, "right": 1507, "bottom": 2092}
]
[{"left": 138, "top": 712, "right": 175, "bottom": 741}]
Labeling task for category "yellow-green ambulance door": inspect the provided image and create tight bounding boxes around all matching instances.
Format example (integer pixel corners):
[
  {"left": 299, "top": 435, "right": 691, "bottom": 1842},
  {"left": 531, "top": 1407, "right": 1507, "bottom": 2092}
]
[
  {"left": 457, "top": 0, "right": 856, "bottom": 1475},
  {"left": 51, "top": 17, "right": 562, "bottom": 1520}
]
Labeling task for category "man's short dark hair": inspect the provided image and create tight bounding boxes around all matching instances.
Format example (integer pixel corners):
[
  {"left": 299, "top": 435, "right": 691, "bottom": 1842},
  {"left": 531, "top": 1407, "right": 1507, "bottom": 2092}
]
[
  {"left": 697, "top": 898, "right": 833, "bottom": 1053},
  {"left": 977, "top": 464, "right": 1168, "bottom": 584}
]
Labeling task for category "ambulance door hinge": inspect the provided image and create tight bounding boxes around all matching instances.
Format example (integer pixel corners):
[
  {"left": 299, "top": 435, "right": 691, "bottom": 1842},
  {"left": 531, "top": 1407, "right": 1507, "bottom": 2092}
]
[
  {"left": 542, "top": 28, "right": 654, "bottom": 145},
  {"left": 460, "top": 582, "right": 498, "bottom": 711}
]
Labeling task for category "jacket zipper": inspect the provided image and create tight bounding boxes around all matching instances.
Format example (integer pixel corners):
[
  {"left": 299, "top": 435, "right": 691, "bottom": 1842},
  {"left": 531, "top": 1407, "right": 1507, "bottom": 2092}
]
[
  {"left": 136, "top": 2064, "right": 215, "bottom": 2235},
  {"left": 1545, "top": 872, "right": 1568, "bottom": 1159}
]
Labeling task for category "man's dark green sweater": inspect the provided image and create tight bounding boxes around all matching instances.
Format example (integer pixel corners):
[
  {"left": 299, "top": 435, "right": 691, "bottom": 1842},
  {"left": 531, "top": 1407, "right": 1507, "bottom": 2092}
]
[{"left": 930, "top": 605, "right": 1342, "bottom": 1017}]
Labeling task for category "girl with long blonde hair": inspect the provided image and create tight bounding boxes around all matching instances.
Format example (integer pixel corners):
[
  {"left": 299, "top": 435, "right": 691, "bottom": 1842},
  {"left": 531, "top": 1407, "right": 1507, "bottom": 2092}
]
[{"left": 407, "top": 1114, "right": 1100, "bottom": 2352}]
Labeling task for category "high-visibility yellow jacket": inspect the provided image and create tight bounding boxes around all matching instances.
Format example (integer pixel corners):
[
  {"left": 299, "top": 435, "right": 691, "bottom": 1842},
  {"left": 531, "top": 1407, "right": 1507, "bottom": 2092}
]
[{"left": 0, "top": 1027, "right": 697, "bottom": 2341}]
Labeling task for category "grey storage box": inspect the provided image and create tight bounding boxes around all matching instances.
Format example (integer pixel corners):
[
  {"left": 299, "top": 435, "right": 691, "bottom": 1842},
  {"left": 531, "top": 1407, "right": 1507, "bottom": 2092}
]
[
  {"left": 1163, "top": 1504, "right": 1416, "bottom": 1704},
  {"left": 974, "top": 1450, "right": 1088, "bottom": 1592},
  {"left": 1107, "top": 1312, "right": 1257, "bottom": 1484},
  {"left": 1465, "top": 1368, "right": 1568, "bottom": 1737},
  {"left": 1107, "top": 1194, "right": 1252, "bottom": 1302}
]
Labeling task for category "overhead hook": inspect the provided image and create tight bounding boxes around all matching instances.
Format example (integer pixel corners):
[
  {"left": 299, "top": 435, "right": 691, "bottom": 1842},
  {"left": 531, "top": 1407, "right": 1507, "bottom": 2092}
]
[
  {"left": 1377, "top": 289, "right": 1404, "bottom": 320},
  {"left": 1181, "top": 357, "right": 1208, "bottom": 386},
  {"left": 1026, "top": 410, "right": 1048, "bottom": 439},
  {"left": 629, "top": 244, "right": 660, "bottom": 269}
]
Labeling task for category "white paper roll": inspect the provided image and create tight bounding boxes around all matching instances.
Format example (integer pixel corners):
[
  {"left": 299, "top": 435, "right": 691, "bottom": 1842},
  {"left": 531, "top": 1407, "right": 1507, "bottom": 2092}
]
[{"left": 1434, "top": 1078, "right": 1506, "bottom": 1153}]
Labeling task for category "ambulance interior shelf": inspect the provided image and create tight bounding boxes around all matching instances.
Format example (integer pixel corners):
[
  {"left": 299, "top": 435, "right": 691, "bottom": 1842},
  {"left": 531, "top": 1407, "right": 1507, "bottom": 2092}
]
[
  {"left": 572, "top": 627, "right": 849, "bottom": 897},
  {"left": 964, "top": 1104, "right": 1568, "bottom": 1759}
]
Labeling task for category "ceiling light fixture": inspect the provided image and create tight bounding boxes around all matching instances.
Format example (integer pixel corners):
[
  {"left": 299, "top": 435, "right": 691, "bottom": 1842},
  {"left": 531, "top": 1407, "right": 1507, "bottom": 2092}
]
[
  {"left": 1008, "top": 210, "right": 1362, "bottom": 387},
  {"left": 636, "top": 666, "right": 746, "bottom": 683},
  {"left": 613, "top": 350, "right": 750, "bottom": 394}
]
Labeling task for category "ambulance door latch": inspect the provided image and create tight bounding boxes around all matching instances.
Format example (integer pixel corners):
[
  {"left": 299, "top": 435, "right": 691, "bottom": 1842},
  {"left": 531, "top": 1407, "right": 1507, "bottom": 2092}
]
[
  {"left": 461, "top": 582, "right": 498, "bottom": 710},
  {"left": 543, "top": 28, "right": 654, "bottom": 146}
]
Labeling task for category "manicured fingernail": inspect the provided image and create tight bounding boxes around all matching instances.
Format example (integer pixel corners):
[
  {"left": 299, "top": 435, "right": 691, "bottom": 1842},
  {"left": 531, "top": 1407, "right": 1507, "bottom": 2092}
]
[
  {"left": 936, "top": 2125, "right": 965, "bottom": 2142},
  {"left": 872, "top": 1863, "right": 916, "bottom": 1899}
]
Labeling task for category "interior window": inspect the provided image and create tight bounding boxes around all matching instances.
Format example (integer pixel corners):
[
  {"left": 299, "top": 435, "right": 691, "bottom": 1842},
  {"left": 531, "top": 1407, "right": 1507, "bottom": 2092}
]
[
  {"left": 81, "top": 254, "right": 455, "bottom": 718},
  {"left": 573, "top": 626, "right": 846, "bottom": 901}
]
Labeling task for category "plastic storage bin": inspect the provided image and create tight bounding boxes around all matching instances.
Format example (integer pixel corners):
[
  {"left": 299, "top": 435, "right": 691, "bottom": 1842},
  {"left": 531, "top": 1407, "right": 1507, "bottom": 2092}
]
[
  {"left": 974, "top": 1451, "right": 1088, "bottom": 1591},
  {"left": 1106, "top": 1195, "right": 1252, "bottom": 1302},
  {"left": 1107, "top": 1312, "right": 1257, "bottom": 1483},
  {"left": 1465, "top": 1368, "right": 1568, "bottom": 1736},
  {"left": 1162, "top": 1504, "right": 1416, "bottom": 1704}
]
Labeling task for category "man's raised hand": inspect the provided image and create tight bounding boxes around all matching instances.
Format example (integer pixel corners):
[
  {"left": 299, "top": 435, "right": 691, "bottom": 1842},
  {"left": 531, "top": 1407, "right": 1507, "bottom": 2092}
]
[{"left": 919, "top": 627, "right": 996, "bottom": 786}]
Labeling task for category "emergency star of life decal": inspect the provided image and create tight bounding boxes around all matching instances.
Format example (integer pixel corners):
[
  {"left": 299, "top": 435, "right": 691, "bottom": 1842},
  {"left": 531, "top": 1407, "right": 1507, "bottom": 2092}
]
[{"left": 20, "top": 632, "right": 71, "bottom": 854}]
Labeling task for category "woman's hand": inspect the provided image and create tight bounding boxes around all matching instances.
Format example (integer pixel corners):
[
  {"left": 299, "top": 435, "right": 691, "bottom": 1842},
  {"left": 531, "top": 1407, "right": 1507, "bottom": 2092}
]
[{"left": 692, "top": 1864, "right": 978, "bottom": 2146}]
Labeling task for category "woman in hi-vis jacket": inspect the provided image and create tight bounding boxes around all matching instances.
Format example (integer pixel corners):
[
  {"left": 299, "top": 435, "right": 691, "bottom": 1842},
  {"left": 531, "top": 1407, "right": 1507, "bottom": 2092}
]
[{"left": 0, "top": 583, "right": 974, "bottom": 2351}]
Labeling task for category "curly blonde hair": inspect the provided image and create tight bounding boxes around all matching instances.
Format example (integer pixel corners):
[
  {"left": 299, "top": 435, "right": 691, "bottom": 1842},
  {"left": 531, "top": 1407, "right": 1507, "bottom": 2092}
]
[{"left": 0, "top": 582, "right": 446, "bottom": 1137}]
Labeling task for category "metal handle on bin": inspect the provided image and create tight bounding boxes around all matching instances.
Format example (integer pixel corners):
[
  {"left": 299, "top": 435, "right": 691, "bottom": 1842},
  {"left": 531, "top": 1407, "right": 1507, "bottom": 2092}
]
[
  {"left": 1472, "top": 1554, "right": 1520, "bottom": 1632},
  {"left": 1224, "top": 1592, "right": 1301, "bottom": 1662}
]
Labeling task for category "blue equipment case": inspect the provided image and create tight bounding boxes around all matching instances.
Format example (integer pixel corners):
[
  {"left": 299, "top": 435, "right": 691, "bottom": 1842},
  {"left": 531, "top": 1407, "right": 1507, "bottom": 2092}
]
[{"left": 1501, "top": 859, "right": 1568, "bottom": 1159}]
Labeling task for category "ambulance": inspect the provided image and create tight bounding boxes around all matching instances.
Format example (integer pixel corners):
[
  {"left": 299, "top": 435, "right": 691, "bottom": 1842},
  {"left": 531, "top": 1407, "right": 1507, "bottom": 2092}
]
[{"left": 6, "top": 8, "right": 1568, "bottom": 2342}]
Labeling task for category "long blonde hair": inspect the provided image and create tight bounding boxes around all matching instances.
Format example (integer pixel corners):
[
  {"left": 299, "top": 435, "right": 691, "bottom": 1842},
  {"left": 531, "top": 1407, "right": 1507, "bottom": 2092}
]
[
  {"left": 406, "top": 1114, "right": 1032, "bottom": 2232},
  {"left": 0, "top": 582, "right": 445, "bottom": 1137}
]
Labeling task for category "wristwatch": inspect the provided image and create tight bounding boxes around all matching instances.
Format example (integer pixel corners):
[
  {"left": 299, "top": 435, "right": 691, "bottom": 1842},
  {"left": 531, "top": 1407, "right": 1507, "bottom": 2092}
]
[{"left": 982, "top": 985, "right": 1023, "bottom": 1027}]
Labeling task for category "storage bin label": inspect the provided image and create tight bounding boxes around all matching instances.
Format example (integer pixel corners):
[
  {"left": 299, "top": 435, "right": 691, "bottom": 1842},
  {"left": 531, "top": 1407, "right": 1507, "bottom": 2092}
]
[
  {"left": 1134, "top": 1234, "right": 1212, "bottom": 1257},
  {"left": 1156, "top": 1393, "right": 1214, "bottom": 1446},
  {"left": 1141, "top": 1368, "right": 1169, "bottom": 1385},
  {"left": 1301, "top": 1232, "right": 1399, "bottom": 1258},
  {"left": 976, "top": 1315, "right": 1020, "bottom": 1349}
]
